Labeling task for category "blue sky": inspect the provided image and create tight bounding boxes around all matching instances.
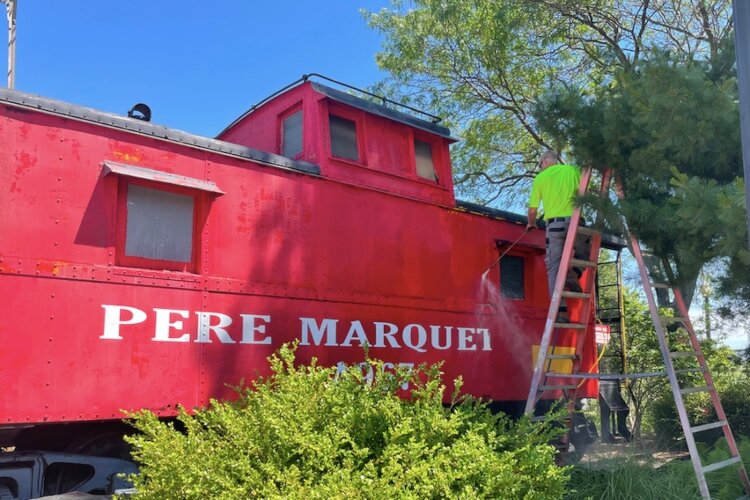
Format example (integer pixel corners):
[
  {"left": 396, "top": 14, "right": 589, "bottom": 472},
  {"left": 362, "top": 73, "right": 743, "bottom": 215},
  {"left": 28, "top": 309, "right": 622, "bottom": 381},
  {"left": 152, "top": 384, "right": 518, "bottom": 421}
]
[{"left": 7, "top": 1, "right": 392, "bottom": 137}]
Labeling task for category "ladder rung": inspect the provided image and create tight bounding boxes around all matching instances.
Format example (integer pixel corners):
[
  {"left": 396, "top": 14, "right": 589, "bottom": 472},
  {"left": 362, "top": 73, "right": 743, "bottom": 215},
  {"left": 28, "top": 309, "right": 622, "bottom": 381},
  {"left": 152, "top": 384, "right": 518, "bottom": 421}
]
[
  {"left": 670, "top": 351, "right": 698, "bottom": 358},
  {"left": 562, "top": 291, "right": 590, "bottom": 299},
  {"left": 702, "top": 456, "right": 742, "bottom": 474},
  {"left": 651, "top": 282, "right": 671, "bottom": 289},
  {"left": 675, "top": 368, "right": 704, "bottom": 375},
  {"left": 554, "top": 322, "right": 586, "bottom": 329},
  {"left": 576, "top": 226, "right": 600, "bottom": 237},
  {"left": 660, "top": 315, "right": 689, "bottom": 324},
  {"left": 546, "top": 354, "right": 578, "bottom": 360},
  {"left": 680, "top": 385, "right": 713, "bottom": 395},
  {"left": 598, "top": 260, "right": 618, "bottom": 265},
  {"left": 691, "top": 420, "right": 727, "bottom": 434},
  {"left": 546, "top": 371, "right": 666, "bottom": 380},
  {"left": 570, "top": 258, "right": 597, "bottom": 268},
  {"left": 539, "top": 384, "right": 577, "bottom": 391},
  {"left": 597, "top": 283, "right": 619, "bottom": 288}
]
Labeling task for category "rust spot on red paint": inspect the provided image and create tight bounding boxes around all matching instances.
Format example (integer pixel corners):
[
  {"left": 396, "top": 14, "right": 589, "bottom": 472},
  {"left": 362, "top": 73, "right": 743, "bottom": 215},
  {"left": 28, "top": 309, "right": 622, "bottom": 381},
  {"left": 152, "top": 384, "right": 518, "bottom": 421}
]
[
  {"left": 15, "top": 151, "right": 37, "bottom": 174},
  {"left": 35, "top": 262, "right": 62, "bottom": 276},
  {"left": 10, "top": 182, "right": 21, "bottom": 193},
  {"left": 18, "top": 123, "right": 29, "bottom": 140},
  {"left": 69, "top": 138, "right": 82, "bottom": 161},
  {"left": 112, "top": 149, "right": 143, "bottom": 163}
]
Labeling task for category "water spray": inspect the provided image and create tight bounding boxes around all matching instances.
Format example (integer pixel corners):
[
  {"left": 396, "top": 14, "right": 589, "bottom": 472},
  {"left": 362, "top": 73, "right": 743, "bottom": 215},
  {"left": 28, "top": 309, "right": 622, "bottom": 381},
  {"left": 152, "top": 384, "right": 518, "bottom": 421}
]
[{"left": 480, "top": 227, "right": 532, "bottom": 280}]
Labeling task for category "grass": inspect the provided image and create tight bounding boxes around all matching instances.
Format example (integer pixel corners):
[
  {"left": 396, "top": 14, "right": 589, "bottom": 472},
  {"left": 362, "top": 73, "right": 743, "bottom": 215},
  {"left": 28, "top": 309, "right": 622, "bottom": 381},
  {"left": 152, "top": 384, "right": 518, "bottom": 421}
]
[{"left": 565, "top": 438, "right": 750, "bottom": 500}]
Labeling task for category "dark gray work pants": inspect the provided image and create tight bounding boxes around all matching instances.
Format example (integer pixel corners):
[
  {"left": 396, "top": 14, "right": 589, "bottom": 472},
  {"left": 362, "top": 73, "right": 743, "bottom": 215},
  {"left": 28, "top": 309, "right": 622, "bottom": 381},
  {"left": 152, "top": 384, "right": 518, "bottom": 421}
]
[{"left": 545, "top": 218, "right": 591, "bottom": 311}]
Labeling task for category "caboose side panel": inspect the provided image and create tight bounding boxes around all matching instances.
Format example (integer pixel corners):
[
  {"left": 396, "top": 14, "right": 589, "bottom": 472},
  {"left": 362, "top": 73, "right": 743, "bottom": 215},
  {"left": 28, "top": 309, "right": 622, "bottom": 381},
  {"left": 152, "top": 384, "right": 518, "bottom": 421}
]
[{"left": 0, "top": 86, "right": 598, "bottom": 430}]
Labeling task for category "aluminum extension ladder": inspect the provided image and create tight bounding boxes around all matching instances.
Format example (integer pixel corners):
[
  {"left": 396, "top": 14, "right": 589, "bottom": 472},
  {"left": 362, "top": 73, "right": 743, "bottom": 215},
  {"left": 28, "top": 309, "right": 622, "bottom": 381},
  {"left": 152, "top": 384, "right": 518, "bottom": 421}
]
[{"left": 524, "top": 167, "right": 750, "bottom": 499}]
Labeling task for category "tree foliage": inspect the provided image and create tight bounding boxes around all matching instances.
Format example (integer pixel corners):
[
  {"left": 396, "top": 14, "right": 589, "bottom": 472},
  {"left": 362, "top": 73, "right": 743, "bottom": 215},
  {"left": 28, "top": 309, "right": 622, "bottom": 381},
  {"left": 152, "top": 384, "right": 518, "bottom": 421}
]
[
  {"left": 366, "top": 1, "right": 743, "bottom": 309},
  {"left": 364, "top": 0, "right": 733, "bottom": 206},
  {"left": 534, "top": 47, "right": 743, "bottom": 308},
  {"left": 124, "top": 345, "right": 568, "bottom": 499}
]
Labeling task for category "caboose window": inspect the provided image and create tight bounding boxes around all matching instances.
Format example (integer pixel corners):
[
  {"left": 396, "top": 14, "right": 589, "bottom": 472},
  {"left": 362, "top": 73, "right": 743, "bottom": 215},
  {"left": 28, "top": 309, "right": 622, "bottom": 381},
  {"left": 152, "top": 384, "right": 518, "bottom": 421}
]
[
  {"left": 329, "top": 114, "right": 359, "bottom": 161},
  {"left": 500, "top": 255, "right": 525, "bottom": 300},
  {"left": 415, "top": 139, "right": 437, "bottom": 181},
  {"left": 282, "top": 110, "right": 303, "bottom": 158},
  {"left": 125, "top": 185, "right": 194, "bottom": 263}
]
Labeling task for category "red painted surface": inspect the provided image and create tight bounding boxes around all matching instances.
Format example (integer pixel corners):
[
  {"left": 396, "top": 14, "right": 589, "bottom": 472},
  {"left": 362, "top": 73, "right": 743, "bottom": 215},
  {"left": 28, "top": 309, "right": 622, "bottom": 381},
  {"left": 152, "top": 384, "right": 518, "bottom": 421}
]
[{"left": 0, "top": 84, "right": 597, "bottom": 429}]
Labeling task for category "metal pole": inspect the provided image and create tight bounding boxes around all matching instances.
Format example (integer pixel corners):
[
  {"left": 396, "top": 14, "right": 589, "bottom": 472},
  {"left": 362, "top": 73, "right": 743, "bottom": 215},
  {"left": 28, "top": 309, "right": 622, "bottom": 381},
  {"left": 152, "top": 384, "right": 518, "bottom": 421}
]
[
  {"left": 735, "top": 0, "right": 750, "bottom": 250},
  {"left": 1, "top": 0, "right": 14, "bottom": 89}
]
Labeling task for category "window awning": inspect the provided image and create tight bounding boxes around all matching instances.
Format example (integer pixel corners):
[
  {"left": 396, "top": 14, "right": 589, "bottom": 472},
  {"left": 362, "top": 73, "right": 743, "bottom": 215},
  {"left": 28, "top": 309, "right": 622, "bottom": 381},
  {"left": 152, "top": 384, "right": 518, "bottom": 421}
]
[{"left": 102, "top": 160, "right": 224, "bottom": 195}]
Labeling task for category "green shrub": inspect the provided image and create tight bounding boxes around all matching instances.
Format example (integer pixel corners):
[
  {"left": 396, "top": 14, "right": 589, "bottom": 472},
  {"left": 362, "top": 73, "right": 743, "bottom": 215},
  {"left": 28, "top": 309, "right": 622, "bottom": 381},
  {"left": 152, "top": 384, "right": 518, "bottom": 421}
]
[
  {"left": 651, "top": 373, "right": 750, "bottom": 446},
  {"left": 123, "top": 344, "right": 568, "bottom": 499}
]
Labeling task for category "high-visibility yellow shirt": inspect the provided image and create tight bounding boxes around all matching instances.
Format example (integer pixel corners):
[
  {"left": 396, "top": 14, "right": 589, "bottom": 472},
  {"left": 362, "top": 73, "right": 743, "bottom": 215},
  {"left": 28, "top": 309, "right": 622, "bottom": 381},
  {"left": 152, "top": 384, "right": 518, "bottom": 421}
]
[{"left": 528, "top": 163, "right": 581, "bottom": 220}]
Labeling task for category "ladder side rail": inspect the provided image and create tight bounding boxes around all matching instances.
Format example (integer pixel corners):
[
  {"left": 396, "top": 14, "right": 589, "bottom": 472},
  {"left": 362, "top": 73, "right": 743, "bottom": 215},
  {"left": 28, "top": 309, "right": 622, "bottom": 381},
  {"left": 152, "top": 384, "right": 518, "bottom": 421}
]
[
  {"left": 616, "top": 250, "right": 628, "bottom": 378},
  {"left": 673, "top": 288, "right": 750, "bottom": 493},
  {"left": 524, "top": 166, "right": 593, "bottom": 415},
  {"left": 672, "top": 288, "right": 729, "bottom": 427},
  {"left": 569, "top": 168, "right": 612, "bottom": 393}
]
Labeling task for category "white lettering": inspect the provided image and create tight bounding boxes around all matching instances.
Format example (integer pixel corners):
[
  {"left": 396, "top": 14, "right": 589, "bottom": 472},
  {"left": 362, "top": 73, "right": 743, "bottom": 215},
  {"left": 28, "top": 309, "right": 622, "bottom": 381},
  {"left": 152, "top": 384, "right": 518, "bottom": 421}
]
[
  {"left": 430, "top": 325, "right": 452, "bottom": 350},
  {"left": 153, "top": 308, "right": 190, "bottom": 342},
  {"left": 457, "top": 327, "right": 477, "bottom": 350},
  {"left": 341, "top": 320, "right": 370, "bottom": 347},
  {"left": 100, "top": 305, "right": 147, "bottom": 340},
  {"left": 299, "top": 317, "right": 338, "bottom": 346},
  {"left": 195, "top": 312, "right": 235, "bottom": 343},
  {"left": 374, "top": 322, "right": 400, "bottom": 348},
  {"left": 476, "top": 328, "right": 492, "bottom": 351},
  {"left": 402, "top": 324, "right": 428, "bottom": 353},
  {"left": 240, "top": 314, "right": 272, "bottom": 344}
]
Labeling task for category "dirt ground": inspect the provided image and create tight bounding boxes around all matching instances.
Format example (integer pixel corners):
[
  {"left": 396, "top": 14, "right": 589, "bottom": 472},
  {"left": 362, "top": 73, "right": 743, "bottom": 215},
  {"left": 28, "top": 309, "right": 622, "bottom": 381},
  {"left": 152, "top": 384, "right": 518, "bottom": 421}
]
[{"left": 572, "top": 437, "right": 690, "bottom": 468}]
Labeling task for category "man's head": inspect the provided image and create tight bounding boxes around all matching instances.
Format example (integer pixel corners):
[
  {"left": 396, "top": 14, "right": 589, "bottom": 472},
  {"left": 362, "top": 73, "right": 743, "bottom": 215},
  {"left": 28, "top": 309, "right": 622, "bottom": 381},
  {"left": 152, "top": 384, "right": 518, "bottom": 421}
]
[{"left": 539, "top": 150, "right": 562, "bottom": 170}]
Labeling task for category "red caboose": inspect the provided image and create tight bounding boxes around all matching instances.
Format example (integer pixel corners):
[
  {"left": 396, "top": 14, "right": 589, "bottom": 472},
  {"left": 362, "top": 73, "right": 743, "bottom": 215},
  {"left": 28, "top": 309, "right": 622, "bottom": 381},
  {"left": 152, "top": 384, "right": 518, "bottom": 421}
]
[{"left": 1, "top": 75, "right": 612, "bottom": 491}]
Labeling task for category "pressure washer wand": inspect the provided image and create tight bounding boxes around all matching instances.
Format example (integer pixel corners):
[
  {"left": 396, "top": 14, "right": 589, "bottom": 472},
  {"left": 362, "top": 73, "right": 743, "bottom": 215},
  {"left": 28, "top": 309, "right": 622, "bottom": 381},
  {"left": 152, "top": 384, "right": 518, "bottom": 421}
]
[{"left": 480, "top": 227, "right": 532, "bottom": 280}]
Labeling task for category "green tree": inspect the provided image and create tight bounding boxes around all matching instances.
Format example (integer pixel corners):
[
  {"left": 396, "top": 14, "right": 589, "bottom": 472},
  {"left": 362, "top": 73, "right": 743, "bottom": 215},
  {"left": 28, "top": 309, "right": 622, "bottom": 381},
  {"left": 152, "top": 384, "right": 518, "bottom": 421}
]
[
  {"left": 533, "top": 48, "right": 742, "bottom": 308},
  {"left": 364, "top": 0, "right": 732, "bottom": 206}
]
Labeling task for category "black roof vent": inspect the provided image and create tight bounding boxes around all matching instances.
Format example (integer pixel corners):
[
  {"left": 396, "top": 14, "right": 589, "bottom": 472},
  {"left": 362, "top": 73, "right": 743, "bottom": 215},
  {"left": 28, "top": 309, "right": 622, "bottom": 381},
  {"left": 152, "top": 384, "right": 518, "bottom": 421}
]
[{"left": 128, "top": 103, "right": 152, "bottom": 122}]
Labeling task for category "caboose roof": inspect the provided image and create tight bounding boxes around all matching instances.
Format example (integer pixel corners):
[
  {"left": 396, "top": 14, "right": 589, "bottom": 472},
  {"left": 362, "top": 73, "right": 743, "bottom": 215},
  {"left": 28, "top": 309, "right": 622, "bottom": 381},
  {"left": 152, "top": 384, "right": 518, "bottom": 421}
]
[
  {"left": 309, "top": 82, "right": 456, "bottom": 140},
  {"left": 0, "top": 87, "right": 320, "bottom": 176},
  {"left": 456, "top": 200, "right": 627, "bottom": 250},
  {"left": 219, "top": 78, "right": 457, "bottom": 141}
]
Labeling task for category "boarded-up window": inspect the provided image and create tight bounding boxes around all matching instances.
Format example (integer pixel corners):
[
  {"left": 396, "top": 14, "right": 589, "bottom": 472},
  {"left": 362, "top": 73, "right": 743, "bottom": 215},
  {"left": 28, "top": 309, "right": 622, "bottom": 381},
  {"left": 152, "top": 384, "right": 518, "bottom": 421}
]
[
  {"left": 500, "top": 255, "right": 525, "bottom": 300},
  {"left": 125, "top": 185, "right": 194, "bottom": 262},
  {"left": 282, "top": 110, "right": 303, "bottom": 158},
  {"left": 329, "top": 114, "right": 359, "bottom": 161},
  {"left": 415, "top": 139, "right": 437, "bottom": 181}
]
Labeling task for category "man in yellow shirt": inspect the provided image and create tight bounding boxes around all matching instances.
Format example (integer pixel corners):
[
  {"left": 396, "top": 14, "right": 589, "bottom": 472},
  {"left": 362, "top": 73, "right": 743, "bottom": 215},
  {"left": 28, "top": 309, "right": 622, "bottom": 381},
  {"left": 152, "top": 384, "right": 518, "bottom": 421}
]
[{"left": 526, "top": 150, "right": 589, "bottom": 320}]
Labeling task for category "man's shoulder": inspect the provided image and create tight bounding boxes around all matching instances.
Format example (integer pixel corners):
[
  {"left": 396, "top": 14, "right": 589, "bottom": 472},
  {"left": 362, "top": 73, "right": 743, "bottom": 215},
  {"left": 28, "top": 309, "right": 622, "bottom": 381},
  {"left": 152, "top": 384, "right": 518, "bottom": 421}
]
[{"left": 549, "top": 163, "right": 579, "bottom": 173}]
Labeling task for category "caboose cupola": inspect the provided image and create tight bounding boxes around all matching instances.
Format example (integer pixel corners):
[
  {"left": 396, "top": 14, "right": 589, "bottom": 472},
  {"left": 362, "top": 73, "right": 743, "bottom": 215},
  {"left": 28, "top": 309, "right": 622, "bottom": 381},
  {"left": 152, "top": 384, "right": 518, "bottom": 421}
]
[{"left": 218, "top": 75, "right": 458, "bottom": 205}]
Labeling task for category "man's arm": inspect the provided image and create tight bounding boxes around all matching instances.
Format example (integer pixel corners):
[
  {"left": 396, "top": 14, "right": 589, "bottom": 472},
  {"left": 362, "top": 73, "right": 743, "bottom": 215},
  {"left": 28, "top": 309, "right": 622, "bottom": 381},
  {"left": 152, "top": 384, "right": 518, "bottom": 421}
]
[{"left": 527, "top": 207, "right": 538, "bottom": 230}]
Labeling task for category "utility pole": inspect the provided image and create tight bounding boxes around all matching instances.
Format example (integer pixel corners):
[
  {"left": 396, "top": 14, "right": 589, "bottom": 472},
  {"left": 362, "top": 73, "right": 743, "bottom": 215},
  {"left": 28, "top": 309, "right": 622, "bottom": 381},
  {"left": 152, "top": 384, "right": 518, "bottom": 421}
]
[
  {"left": 1, "top": 0, "right": 15, "bottom": 89},
  {"left": 735, "top": 0, "right": 750, "bottom": 250}
]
